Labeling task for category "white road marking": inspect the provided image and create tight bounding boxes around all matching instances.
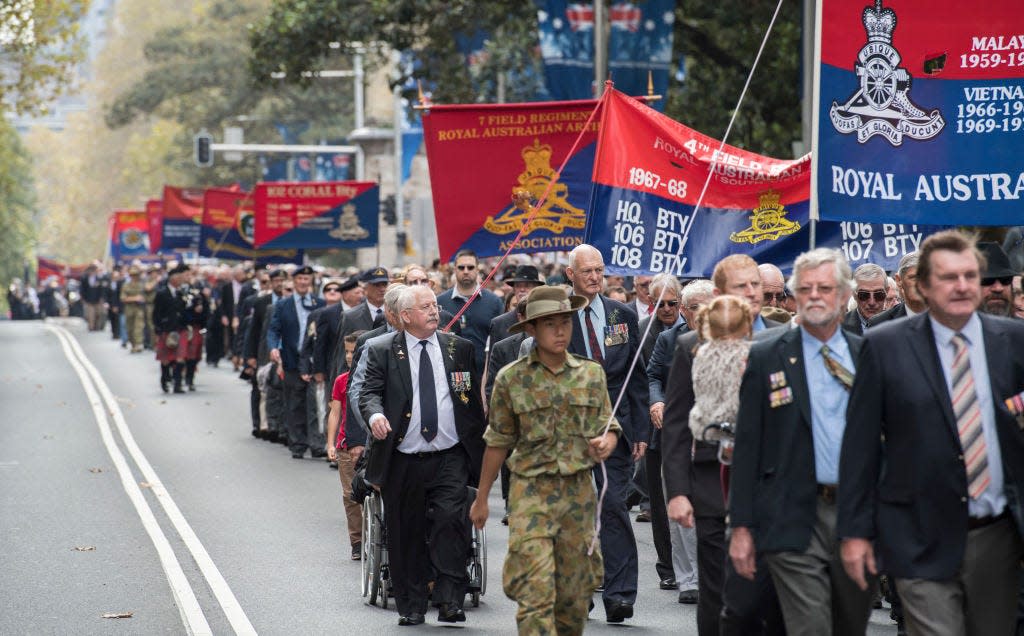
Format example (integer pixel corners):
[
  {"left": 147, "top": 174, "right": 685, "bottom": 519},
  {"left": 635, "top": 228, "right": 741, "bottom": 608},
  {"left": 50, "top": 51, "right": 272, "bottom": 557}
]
[
  {"left": 55, "top": 325, "right": 258, "bottom": 636},
  {"left": 47, "top": 325, "right": 212, "bottom": 636}
]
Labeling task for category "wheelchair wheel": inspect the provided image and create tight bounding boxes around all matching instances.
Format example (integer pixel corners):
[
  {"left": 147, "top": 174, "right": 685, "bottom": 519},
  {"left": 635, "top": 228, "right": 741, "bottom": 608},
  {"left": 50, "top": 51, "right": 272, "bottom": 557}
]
[
  {"left": 366, "top": 493, "right": 384, "bottom": 606},
  {"left": 478, "top": 527, "right": 487, "bottom": 597},
  {"left": 361, "top": 495, "right": 372, "bottom": 597}
]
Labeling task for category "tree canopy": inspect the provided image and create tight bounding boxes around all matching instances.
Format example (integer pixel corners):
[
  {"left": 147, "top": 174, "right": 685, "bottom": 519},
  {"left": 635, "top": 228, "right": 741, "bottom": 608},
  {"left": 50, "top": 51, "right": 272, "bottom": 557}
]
[
  {"left": 0, "top": 117, "right": 37, "bottom": 297},
  {"left": 248, "top": 0, "right": 802, "bottom": 157}
]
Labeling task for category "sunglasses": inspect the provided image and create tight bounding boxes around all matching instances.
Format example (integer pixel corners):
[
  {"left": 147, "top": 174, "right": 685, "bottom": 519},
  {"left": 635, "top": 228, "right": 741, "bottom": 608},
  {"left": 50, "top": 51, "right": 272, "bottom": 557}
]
[
  {"left": 323, "top": 287, "right": 342, "bottom": 294},
  {"left": 655, "top": 300, "right": 680, "bottom": 309},
  {"left": 856, "top": 290, "right": 887, "bottom": 302},
  {"left": 982, "top": 276, "right": 1013, "bottom": 286},
  {"left": 283, "top": 288, "right": 294, "bottom": 292},
  {"left": 456, "top": 265, "right": 476, "bottom": 271},
  {"left": 763, "top": 292, "right": 788, "bottom": 303}
]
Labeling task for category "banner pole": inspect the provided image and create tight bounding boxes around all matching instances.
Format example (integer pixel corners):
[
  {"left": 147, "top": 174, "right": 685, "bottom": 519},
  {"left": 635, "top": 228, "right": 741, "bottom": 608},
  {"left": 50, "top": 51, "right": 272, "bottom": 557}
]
[{"left": 809, "top": 217, "right": 817, "bottom": 249}]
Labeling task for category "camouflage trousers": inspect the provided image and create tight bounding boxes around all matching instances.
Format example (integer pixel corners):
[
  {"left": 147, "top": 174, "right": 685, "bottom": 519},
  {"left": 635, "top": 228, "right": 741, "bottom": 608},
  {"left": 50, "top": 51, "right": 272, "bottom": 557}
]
[
  {"left": 504, "top": 470, "right": 603, "bottom": 636},
  {"left": 123, "top": 305, "right": 145, "bottom": 351}
]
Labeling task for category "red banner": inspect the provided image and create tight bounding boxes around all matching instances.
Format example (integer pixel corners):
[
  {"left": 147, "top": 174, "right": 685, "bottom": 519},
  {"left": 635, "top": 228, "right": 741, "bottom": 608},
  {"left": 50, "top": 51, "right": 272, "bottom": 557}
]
[
  {"left": 37, "top": 257, "right": 88, "bottom": 286},
  {"left": 146, "top": 198, "right": 163, "bottom": 253},
  {"left": 422, "top": 99, "right": 601, "bottom": 260},
  {"left": 110, "top": 210, "right": 150, "bottom": 262}
]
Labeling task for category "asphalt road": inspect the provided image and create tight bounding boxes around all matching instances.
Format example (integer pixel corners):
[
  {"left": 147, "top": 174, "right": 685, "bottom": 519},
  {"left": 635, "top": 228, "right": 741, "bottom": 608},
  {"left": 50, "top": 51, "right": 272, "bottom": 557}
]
[{"left": 0, "top": 318, "right": 899, "bottom": 634}]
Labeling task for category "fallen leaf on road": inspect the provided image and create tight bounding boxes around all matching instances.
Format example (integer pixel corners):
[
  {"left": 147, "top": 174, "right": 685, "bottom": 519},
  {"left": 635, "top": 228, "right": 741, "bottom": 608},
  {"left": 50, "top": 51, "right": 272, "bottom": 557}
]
[
  {"left": 139, "top": 482, "right": 152, "bottom": 488},
  {"left": 204, "top": 401, "right": 211, "bottom": 406},
  {"left": 36, "top": 384, "right": 43, "bottom": 389},
  {"left": 159, "top": 400, "right": 167, "bottom": 405},
  {"left": 43, "top": 434, "right": 54, "bottom": 440},
  {"left": 72, "top": 546, "right": 96, "bottom": 552},
  {"left": 101, "top": 612, "right": 133, "bottom": 619},
  {"left": 88, "top": 468, "right": 104, "bottom": 474}
]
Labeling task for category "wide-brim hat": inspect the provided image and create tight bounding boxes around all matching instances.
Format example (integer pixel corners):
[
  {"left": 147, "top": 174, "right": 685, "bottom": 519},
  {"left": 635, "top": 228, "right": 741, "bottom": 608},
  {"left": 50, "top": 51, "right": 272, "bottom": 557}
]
[
  {"left": 977, "top": 242, "right": 1016, "bottom": 279},
  {"left": 505, "top": 264, "right": 545, "bottom": 286},
  {"left": 508, "top": 286, "right": 588, "bottom": 334}
]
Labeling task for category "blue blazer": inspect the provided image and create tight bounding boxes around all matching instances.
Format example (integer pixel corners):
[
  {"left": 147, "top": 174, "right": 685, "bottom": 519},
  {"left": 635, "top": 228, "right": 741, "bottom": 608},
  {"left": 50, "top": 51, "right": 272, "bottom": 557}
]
[{"left": 267, "top": 295, "right": 325, "bottom": 371}]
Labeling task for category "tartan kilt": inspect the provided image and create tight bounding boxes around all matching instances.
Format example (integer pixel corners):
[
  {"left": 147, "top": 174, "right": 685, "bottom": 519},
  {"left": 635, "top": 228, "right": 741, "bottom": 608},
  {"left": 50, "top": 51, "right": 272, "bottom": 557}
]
[
  {"left": 155, "top": 330, "right": 188, "bottom": 364},
  {"left": 184, "top": 326, "right": 204, "bottom": 360}
]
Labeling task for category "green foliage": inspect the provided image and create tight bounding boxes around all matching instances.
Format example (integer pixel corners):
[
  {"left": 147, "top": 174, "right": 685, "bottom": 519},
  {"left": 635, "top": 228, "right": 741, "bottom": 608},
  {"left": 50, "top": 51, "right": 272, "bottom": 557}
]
[
  {"left": 0, "top": 0, "right": 89, "bottom": 116},
  {"left": 248, "top": 0, "right": 803, "bottom": 156},
  {"left": 0, "top": 118, "right": 36, "bottom": 297}
]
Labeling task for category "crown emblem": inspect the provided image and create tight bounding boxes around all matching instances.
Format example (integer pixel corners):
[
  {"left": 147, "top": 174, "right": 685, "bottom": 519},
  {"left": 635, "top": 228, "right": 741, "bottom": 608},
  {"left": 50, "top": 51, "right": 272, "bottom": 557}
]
[
  {"left": 862, "top": 0, "right": 896, "bottom": 44},
  {"left": 729, "top": 191, "right": 801, "bottom": 245},
  {"left": 483, "top": 138, "right": 586, "bottom": 237},
  {"left": 329, "top": 203, "right": 369, "bottom": 241}
]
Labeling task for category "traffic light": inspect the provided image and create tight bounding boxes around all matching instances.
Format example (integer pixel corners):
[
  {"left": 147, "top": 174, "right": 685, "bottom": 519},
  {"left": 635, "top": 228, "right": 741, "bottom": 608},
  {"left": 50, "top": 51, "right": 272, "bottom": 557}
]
[
  {"left": 381, "top": 195, "right": 397, "bottom": 225},
  {"left": 194, "top": 130, "right": 213, "bottom": 167}
]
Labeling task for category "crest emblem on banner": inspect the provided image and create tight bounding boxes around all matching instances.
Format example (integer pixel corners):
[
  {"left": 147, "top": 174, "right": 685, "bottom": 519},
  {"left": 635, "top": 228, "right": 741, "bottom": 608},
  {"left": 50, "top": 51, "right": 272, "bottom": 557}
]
[
  {"left": 483, "top": 138, "right": 586, "bottom": 237},
  {"left": 829, "top": 0, "right": 944, "bottom": 146},
  {"left": 236, "top": 208, "right": 256, "bottom": 245},
  {"left": 729, "top": 191, "right": 801, "bottom": 244},
  {"left": 121, "top": 229, "right": 146, "bottom": 250},
  {"left": 329, "top": 203, "right": 370, "bottom": 241}
]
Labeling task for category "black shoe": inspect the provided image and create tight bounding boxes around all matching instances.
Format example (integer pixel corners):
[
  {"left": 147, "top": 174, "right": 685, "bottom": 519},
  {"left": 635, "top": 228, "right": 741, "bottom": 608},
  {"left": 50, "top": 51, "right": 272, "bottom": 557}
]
[
  {"left": 501, "top": 513, "right": 509, "bottom": 526},
  {"left": 635, "top": 510, "right": 651, "bottom": 522},
  {"left": 437, "top": 603, "right": 466, "bottom": 623},
  {"left": 291, "top": 452, "right": 304, "bottom": 459},
  {"left": 311, "top": 449, "right": 327, "bottom": 459},
  {"left": 604, "top": 600, "right": 633, "bottom": 623},
  {"left": 187, "top": 383, "right": 195, "bottom": 392},
  {"left": 659, "top": 577, "right": 677, "bottom": 590},
  {"left": 678, "top": 589, "right": 698, "bottom": 604},
  {"left": 328, "top": 461, "right": 338, "bottom": 470},
  {"left": 160, "top": 379, "right": 169, "bottom": 394},
  {"left": 173, "top": 386, "right": 185, "bottom": 394},
  {"left": 251, "top": 429, "right": 260, "bottom": 438},
  {"left": 351, "top": 543, "right": 361, "bottom": 560},
  {"left": 397, "top": 613, "right": 425, "bottom": 626}
]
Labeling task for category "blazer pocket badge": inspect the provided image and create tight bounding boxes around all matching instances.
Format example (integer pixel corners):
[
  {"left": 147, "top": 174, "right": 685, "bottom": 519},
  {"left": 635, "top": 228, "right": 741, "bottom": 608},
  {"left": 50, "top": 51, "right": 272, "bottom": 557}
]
[
  {"left": 451, "top": 371, "right": 471, "bottom": 404},
  {"left": 769, "top": 387, "right": 794, "bottom": 408},
  {"left": 1005, "top": 390, "right": 1024, "bottom": 429},
  {"left": 769, "top": 371, "right": 787, "bottom": 390},
  {"left": 604, "top": 323, "right": 629, "bottom": 347}
]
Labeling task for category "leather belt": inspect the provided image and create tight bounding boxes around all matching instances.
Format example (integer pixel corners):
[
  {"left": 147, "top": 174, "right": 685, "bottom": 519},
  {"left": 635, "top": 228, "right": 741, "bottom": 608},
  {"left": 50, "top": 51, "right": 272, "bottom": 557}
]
[
  {"left": 816, "top": 484, "right": 838, "bottom": 505},
  {"left": 967, "top": 510, "right": 1008, "bottom": 531},
  {"left": 403, "top": 445, "right": 459, "bottom": 459}
]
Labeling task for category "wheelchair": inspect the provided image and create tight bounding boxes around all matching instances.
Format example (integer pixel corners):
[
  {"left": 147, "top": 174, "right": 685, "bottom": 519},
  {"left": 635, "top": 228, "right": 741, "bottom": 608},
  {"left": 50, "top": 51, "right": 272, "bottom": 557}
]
[{"left": 360, "top": 485, "right": 487, "bottom": 609}]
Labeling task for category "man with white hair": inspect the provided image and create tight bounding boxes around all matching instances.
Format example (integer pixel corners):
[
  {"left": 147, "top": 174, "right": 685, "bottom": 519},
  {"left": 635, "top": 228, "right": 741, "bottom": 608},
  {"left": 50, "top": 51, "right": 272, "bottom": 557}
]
[
  {"left": 867, "top": 252, "right": 925, "bottom": 328},
  {"left": 841, "top": 263, "right": 889, "bottom": 334},
  {"left": 759, "top": 263, "right": 796, "bottom": 315}
]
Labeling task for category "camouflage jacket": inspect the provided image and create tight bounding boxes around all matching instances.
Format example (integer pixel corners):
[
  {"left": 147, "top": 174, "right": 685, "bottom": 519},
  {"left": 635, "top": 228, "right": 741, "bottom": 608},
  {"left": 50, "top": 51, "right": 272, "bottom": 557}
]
[
  {"left": 485, "top": 349, "right": 622, "bottom": 477},
  {"left": 120, "top": 279, "right": 146, "bottom": 305}
]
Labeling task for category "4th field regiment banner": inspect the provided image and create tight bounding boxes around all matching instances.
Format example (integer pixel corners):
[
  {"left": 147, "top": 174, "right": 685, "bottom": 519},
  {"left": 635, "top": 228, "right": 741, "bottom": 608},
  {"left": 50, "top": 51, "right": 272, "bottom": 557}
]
[
  {"left": 814, "top": 0, "right": 1024, "bottom": 225},
  {"left": 586, "top": 89, "right": 945, "bottom": 276},
  {"left": 200, "top": 189, "right": 303, "bottom": 264},
  {"left": 252, "top": 181, "right": 379, "bottom": 250},
  {"left": 422, "top": 99, "right": 600, "bottom": 260}
]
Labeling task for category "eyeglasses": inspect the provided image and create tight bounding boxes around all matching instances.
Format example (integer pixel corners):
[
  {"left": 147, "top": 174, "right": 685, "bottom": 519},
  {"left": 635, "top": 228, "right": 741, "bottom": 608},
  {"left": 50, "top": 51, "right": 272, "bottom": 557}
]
[
  {"left": 982, "top": 276, "right": 1013, "bottom": 286},
  {"left": 856, "top": 290, "right": 887, "bottom": 302},
  {"left": 405, "top": 278, "right": 430, "bottom": 286},
  {"left": 685, "top": 303, "right": 703, "bottom": 312},
  {"left": 456, "top": 264, "right": 476, "bottom": 271},
  {"left": 655, "top": 300, "right": 680, "bottom": 309},
  {"left": 410, "top": 302, "right": 439, "bottom": 313},
  {"left": 636, "top": 282, "right": 650, "bottom": 290},
  {"left": 763, "top": 292, "right": 788, "bottom": 303}
]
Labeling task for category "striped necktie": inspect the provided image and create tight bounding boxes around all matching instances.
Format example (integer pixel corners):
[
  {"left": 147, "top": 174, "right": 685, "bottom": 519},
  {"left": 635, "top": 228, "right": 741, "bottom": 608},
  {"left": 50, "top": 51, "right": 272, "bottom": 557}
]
[
  {"left": 951, "top": 333, "right": 989, "bottom": 499},
  {"left": 820, "top": 345, "right": 854, "bottom": 391}
]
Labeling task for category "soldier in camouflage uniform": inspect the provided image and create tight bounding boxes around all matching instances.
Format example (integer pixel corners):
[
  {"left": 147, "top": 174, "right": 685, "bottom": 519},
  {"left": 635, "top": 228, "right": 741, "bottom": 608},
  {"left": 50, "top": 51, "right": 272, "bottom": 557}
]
[
  {"left": 120, "top": 264, "right": 147, "bottom": 353},
  {"left": 470, "top": 286, "right": 622, "bottom": 636},
  {"left": 143, "top": 266, "right": 162, "bottom": 349}
]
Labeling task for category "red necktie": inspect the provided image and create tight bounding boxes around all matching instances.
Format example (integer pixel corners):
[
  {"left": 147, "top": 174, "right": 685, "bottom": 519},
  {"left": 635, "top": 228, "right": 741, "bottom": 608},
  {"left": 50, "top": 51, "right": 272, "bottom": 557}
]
[{"left": 585, "top": 307, "right": 604, "bottom": 365}]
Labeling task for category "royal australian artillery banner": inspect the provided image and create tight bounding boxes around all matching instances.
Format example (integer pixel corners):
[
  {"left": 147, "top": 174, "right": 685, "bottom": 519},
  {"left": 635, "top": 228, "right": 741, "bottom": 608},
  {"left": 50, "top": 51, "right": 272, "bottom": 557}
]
[
  {"left": 422, "top": 99, "right": 601, "bottom": 261},
  {"left": 586, "top": 88, "right": 945, "bottom": 275},
  {"left": 813, "top": 0, "right": 1024, "bottom": 225}
]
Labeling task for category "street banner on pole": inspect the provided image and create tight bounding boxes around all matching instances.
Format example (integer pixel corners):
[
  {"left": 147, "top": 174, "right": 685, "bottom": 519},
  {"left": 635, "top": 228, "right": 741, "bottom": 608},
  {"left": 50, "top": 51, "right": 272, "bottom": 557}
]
[
  {"left": 586, "top": 88, "right": 945, "bottom": 276},
  {"left": 252, "top": 181, "right": 379, "bottom": 250},
  {"left": 200, "top": 188, "right": 303, "bottom": 263},
  {"left": 422, "top": 99, "right": 600, "bottom": 260},
  {"left": 607, "top": 0, "right": 674, "bottom": 111},
  {"left": 161, "top": 186, "right": 205, "bottom": 251},
  {"left": 537, "top": 1, "right": 596, "bottom": 100},
  {"left": 813, "top": 0, "right": 1024, "bottom": 225},
  {"left": 109, "top": 210, "right": 151, "bottom": 263}
]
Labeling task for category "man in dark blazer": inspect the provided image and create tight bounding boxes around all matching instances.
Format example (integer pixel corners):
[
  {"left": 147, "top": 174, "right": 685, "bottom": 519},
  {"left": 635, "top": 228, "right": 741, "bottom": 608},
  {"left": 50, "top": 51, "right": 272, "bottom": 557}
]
[
  {"left": 487, "top": 264, "right": 545, "bottom": 348},
  {"left": 840, "top": 263, "right": 889, "bottom": 335},
  {"left": 839, "top": 230, "right": 1024, "bottom": 635},
  {"left": 865, "top": 251, "right": 924, "bottom": 328},
  {"left": 244, "top": 270, "right": 289, "bottom": 441},
  {"left": 662, "top": 254, "right": 785, "bottom": 636},
  {"left": 729, "top": 248, "right": 874, "bottom": 635},
  {"left": 331, "top": 267, "right": 389, "bottom": 380},
  {"left": 564, "top": 244, "right": 649, "bottom": 623},
  {"left": 360, "top": 284, "right": 485, "bottom": 627},
  {"left": 313, "top": 277, "right": 357, "bottom": 384},
  {"left": 267, "top": 266, "right": 325, "bottom": 458}
]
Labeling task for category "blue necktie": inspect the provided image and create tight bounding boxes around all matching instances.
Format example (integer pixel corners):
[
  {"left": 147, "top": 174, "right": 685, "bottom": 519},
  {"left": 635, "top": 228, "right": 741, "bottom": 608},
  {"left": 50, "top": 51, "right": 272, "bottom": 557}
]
[{"left": 419, "top": 340, "right": 438, "bottom": 441}]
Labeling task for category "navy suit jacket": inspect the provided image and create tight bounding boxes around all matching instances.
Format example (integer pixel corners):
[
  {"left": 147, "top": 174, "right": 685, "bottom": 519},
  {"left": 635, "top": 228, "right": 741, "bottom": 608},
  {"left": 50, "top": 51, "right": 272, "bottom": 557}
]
[
  {"left": 568, "top": 295, "right": 651, "bottom": 444},
  {"left": 838, "top": 312, "right": 1024, "bottom": 579},
  {"left": 730, "top": 327, "right": 862, "bottom": 553},
  {"left": 268, "top": 295, "right": 325, "bottom": 371}
]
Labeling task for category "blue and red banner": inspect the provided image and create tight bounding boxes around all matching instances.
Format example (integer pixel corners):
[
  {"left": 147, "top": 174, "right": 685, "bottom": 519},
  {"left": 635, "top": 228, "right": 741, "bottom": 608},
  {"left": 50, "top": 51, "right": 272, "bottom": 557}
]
[
  {"left": 607, "top": 1, "right": 674, "bottom": 112},
  {"left": 422, "top": 99, "right": 600, "bottom": 260},
  {"left": 813, "top": 0, "right": 1024, "bottom": 225},
  {"left": 537, "top": 2, "right": 596, "bottom": 100},
  {"left": 199, "top": 189, "right": 303, "bottom": 263},
  {"left": 252, "top": 181, "right": 379, "bottom": 250},
  {"left": 586, "top": 88, "right": 945, "bottom": 276},
  {"left": 160, "top": 186, "right": 204, "bottom": 251},
  {"left": 109, "top": 210, "right": 151, "bottom": 263}
]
